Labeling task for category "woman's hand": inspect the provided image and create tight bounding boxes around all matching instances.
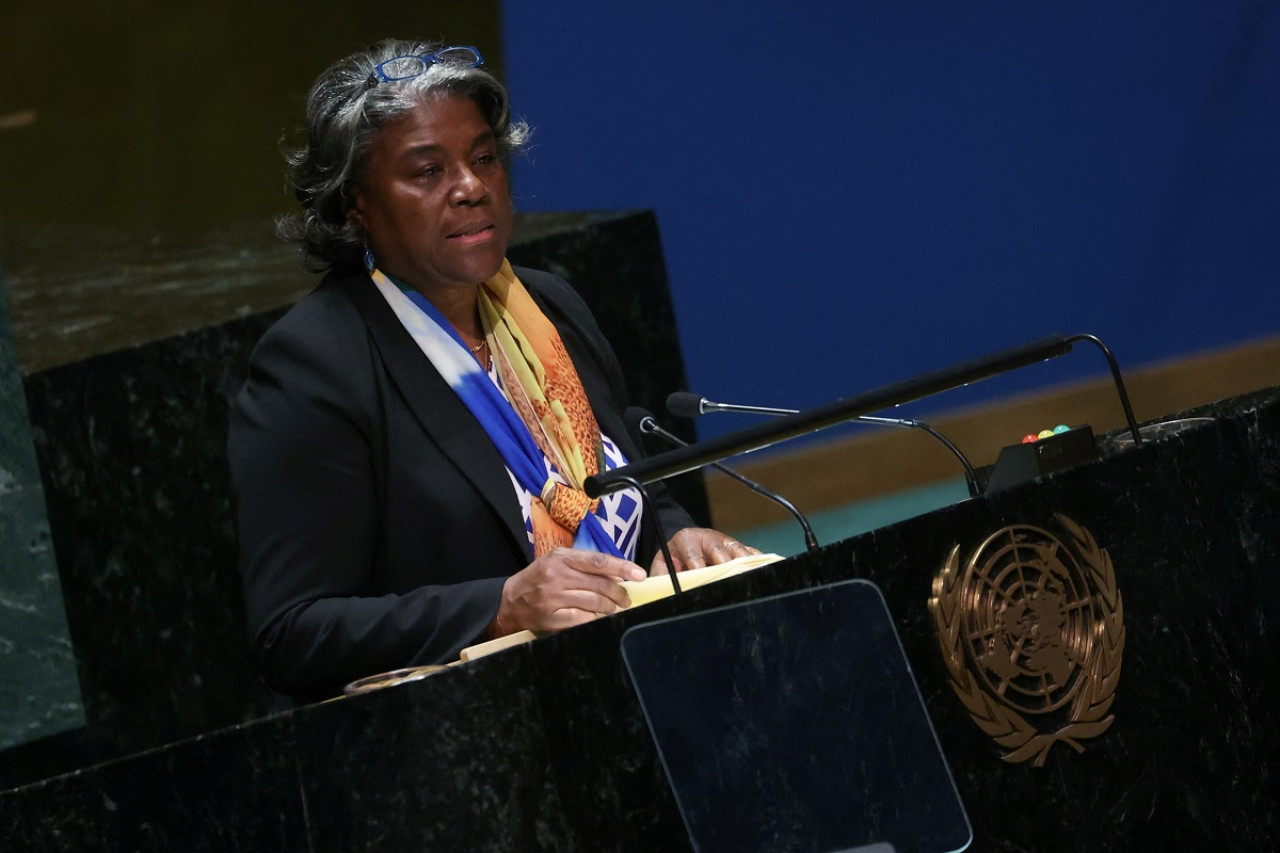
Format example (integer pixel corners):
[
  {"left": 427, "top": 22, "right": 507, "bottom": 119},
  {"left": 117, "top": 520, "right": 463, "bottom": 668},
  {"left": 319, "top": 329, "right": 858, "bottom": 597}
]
[
  {"left": 493, "top": 547, "right": 647, "bottom": 636},
  {"left": 649, "top": 528, "right": 761, "bottom": 576}
]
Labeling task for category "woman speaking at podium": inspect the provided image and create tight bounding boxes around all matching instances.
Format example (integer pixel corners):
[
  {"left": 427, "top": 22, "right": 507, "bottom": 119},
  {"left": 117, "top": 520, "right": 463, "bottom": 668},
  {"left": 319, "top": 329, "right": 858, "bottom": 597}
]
[{"left": 228, "top": 39, "right": 755, "bottom": 699}]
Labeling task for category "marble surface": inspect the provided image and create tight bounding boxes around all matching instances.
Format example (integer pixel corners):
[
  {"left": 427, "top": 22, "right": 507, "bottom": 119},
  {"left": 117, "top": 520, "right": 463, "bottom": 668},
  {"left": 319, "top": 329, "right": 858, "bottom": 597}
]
[
  {"left": 4, "top": 385, "right": 1276, "bottom": 849},
  {"left": 2, "top": 713, "right": 304, "bottom": 850},
  {"left": 16, "top": 310, "right": 282, "bottom": 765},
  {"left": 0, "top": 272, "right": 83, "bottom": 751},
  {"left": 0, "top": 223, "right": 311, "bottom": 376},
  {"left": 0, "top": 211, "right": 707, "bottom": 789},
  {"left": 847, "top": 416, "right": 1280, "bottom": 850}
]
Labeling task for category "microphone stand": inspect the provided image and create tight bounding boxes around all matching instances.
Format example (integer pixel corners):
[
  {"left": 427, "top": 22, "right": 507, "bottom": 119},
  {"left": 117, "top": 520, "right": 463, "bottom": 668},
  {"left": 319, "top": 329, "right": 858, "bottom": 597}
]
[
  {"left": 1066, "top": 333, "right": 1143, "bottom": 443},
  {"left": 670, "top": 395, "right": 981, "bottom": 498},
  {"left": 587, "top": 333, "right": 1140, "bottom": 497},
  {"left": 608, "top": 474, "right": 682, "bottom": 594},
  {"left": 632, "top": 410, "right": 820, "bottom": 552}
]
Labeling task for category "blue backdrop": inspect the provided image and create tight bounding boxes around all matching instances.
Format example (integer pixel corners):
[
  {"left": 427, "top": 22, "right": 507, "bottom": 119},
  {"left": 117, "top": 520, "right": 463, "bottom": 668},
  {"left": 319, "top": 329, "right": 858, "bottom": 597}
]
[{"left": 503, "top": 2, "right": 1279, "bottom": 439}]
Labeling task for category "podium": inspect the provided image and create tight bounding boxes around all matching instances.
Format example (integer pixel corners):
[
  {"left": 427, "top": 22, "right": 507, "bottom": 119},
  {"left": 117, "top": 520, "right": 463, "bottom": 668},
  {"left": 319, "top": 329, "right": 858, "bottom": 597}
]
[{"left": 3, "top": 385, "right": 1279, "bottom": 850}]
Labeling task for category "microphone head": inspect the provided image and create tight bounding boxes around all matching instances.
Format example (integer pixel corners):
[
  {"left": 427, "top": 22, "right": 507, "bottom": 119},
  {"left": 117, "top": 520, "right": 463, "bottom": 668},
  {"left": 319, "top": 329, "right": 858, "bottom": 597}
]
[
  {"left": 666, "top": 391, "right": 707, "bottom": 419},
  {"left": 623, "top": 406, "right": 657, "bottom": 437}
]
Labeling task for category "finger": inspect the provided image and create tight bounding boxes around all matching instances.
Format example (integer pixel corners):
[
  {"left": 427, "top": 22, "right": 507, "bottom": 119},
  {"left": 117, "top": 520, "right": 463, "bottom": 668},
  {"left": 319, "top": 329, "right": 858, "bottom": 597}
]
[
  {"left": 507, "top": 583, "right": 629, "bottom": 633},
  {"left": 561, "top": 584, "right": 631, "bottom": 614},
  {"left": 558, "top": 548, "right": 647, "bottom": 582},
  {"left": 539, "top": 557, "right": 633, "bottom": 610},
  {"left": 540, "top": 606, "right": 601, "bottom": 632},
  {"left": 660, "top": 529, "right": 711, "bottom": 573},
  {"left": 575, "top": 572, "right": 632, "bottom": 610},
  {"left": 703, "top": 537, "right": 756, "bottom": 565},
  {"left": 724, "top": 540, "right": 761, "bottom": 556},
  {"left": 677, "top": 543, "right": 708, "bottom": 571}
]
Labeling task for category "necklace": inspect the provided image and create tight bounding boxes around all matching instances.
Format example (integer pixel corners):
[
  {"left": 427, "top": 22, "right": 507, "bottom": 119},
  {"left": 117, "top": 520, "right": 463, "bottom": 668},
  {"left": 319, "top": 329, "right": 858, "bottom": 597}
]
[{"left": 468, "top": 339, "right": 487, "bottom": 354}]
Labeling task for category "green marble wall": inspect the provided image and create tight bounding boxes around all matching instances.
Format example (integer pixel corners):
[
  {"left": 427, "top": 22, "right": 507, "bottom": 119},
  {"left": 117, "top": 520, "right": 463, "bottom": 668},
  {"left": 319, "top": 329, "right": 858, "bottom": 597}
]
[{"left": 0, "top": 269, "right": 83, "bottom": 751}]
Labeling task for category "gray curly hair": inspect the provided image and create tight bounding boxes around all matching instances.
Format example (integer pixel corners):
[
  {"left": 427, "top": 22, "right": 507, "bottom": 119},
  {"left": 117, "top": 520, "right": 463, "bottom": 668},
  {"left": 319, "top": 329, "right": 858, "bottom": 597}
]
[{"left": 278, "top": 39, "right": 530, "bottom": 269}]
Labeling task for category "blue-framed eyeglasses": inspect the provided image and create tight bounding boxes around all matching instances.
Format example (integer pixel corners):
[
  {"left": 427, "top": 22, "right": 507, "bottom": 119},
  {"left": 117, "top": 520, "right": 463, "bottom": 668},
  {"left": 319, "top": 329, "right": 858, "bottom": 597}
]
[{"left": 366, "top": 46, "right": 484, "bottom": 88}]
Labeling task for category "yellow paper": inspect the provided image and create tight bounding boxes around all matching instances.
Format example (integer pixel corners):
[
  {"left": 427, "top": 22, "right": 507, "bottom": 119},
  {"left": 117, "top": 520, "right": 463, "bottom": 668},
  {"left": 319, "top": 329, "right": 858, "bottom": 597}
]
[{"left": 621, "top": 553, "right": 783, "bottom": 607}]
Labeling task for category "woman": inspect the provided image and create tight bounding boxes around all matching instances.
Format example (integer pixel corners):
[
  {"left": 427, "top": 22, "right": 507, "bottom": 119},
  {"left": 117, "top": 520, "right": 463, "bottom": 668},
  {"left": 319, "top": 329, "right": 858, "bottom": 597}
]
[{"left": 229, "top": 39, "right": 756, "bottom": 699}]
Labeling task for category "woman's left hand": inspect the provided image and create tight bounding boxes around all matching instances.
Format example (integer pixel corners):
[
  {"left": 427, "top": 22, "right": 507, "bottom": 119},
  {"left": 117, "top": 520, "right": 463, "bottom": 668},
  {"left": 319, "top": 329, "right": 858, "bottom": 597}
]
[{"left": 649, "top": 528, "right": 761, "bottom": 576}]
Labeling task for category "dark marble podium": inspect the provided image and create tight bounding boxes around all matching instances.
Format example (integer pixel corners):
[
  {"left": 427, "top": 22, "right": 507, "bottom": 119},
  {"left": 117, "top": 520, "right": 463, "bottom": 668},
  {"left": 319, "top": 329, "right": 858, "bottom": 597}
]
[
  {"left": 2, "top": 213, "right": 1278, "bottom": 850},
  {"left": 3, "top": 385, "right": 1279, "bottom": 849},
  {"left": 0, "top": 211, "right": 707, "bottom": 790}
]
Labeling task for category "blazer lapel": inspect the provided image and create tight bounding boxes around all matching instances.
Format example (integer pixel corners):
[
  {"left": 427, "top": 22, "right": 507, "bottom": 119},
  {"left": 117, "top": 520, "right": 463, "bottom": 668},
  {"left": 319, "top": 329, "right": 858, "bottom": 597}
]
[{"left": 337, "top": 269, "right": 534, "bottom": 562}]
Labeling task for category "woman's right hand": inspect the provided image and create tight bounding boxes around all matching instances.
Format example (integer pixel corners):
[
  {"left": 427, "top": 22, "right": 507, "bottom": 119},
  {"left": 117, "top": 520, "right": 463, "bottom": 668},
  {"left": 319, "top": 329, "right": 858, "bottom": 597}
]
[{"left": 492, "top": 548, "right": 647, "bottom": 636}]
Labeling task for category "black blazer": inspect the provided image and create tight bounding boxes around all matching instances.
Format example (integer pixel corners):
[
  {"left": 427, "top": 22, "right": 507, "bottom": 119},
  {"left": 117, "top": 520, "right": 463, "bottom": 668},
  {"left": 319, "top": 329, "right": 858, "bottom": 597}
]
[{"left": 228, "top": 264, "right": 694, "bottom": 698}]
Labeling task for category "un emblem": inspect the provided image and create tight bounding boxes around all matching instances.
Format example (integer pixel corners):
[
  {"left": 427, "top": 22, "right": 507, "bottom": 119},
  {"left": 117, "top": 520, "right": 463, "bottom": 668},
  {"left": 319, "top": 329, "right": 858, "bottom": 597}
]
[{"left": 929, "top": 514, "right": 1125, "bottom": 766}]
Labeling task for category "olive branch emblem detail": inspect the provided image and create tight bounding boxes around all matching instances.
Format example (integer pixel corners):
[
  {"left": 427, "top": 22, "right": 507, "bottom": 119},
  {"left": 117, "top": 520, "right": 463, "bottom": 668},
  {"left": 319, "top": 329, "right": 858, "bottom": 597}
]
[{"left": 929, "top": 514, "right": 1125, "bottom": 766}]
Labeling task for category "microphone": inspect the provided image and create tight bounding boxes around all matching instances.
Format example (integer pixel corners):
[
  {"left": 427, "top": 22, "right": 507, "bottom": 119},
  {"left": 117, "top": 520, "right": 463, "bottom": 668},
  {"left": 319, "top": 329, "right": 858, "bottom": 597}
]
[
  {"left": 587, "top": 333, "right": 1141, "bottom": 498},
  {"left": 626, "top": 408, "right": 820, "bottom": 552},
  {"left": 668, "top": 392, "right": 793, "bottom": 419},
  {"left": 668, "top": 393, "right": 982, "bottom": 498}
]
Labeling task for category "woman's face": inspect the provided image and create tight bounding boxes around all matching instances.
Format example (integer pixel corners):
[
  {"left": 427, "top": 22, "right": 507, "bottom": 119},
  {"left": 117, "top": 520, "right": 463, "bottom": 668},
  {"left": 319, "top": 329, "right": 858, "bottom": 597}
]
[{"left": 348, "top": 94, "right": 513, "bottom": 300}]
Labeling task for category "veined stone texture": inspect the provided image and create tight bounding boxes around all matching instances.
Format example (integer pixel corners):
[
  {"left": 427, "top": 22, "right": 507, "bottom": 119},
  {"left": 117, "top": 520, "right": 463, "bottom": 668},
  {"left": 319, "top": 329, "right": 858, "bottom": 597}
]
[{"left": 0, "top": 270, "right": 83, "bottom": 751}]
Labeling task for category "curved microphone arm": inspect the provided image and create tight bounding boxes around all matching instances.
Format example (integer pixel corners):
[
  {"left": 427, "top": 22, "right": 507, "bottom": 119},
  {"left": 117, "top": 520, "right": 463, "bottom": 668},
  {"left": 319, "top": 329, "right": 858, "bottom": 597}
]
[
  {"left": 707, "top": 468, "right": 820, "bottom": 552},
  {"left": 859, "top": 417, "right": 981, "bottom": 498},
  {"left": 1066, "top": 333, "right": 1142, "bottom": 446},
  {"left": 587, "top": 334, "right": 1083, "bottom": 497},
  {"left": 671, "top": 394, "right": 981, "bottom": 498},
  {"left": 631, "top": 410, "right": 820, "bottom": 552},
  {"left": 604, "top": 333, "right": 1140, "bottom": 499},
  {"left": 607, "top": 473, "right": 681, "bottom": 594}
]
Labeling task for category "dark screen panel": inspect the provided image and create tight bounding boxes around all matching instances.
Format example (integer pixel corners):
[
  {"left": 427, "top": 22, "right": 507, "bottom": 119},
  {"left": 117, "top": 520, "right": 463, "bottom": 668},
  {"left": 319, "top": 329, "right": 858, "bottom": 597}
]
[{"left": 622, "top": 579, "right": 970, "bottom": 853}]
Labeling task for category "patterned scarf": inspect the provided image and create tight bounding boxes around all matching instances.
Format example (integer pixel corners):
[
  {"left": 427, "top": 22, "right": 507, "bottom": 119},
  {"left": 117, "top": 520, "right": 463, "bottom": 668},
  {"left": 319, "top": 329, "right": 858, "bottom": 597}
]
[{"left": 368, "top": 259, "right": 622, "bottom": 558}]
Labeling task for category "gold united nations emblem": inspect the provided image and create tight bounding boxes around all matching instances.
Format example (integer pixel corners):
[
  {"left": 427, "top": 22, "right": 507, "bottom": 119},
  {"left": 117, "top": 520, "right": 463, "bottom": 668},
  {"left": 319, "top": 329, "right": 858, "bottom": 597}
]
[{"left": 928, "top": 514, "right": 1125, "bottom": 766}]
